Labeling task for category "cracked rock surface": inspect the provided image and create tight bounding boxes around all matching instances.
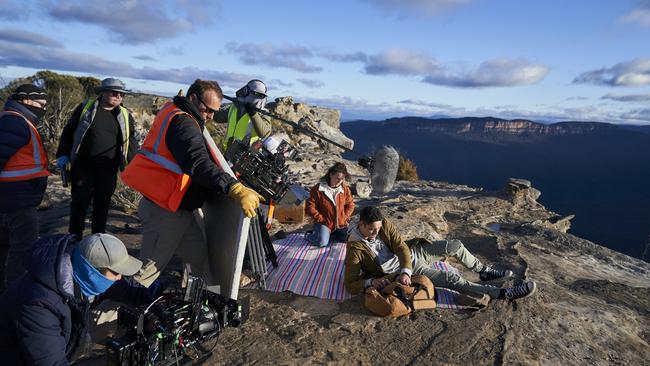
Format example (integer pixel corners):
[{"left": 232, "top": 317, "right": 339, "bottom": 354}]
[
  {"left": 209, "top": 179, "right": 650, "bottom": 366},
  {"left": 54, "top": 175, "right": 649, "bottom": 365},
  {"left": 38, "top": 100, "right": 649, "bottom": 365}
]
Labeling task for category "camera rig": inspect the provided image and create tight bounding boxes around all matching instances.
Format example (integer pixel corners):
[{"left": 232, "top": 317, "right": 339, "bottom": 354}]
[
  {"left": 224, "top": 137, "right": 292, "bottom": 284},
  {"left": 222, "top": 95, "right": 373, "bottom": 171},
  {"left": 106, "top": 275, "right": 249, "bottom": 366},
  {"left": 224, "top": 137, "right": 297, "bottom": 203}
]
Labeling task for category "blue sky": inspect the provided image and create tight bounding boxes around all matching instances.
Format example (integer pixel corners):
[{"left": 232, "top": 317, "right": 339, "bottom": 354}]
[{"left": 1, "top": 0, "right": 649, "bottom": 123}]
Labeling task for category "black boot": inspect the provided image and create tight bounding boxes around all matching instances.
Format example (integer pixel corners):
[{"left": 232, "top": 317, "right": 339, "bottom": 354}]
[
  {"left": 498, "top": 281, "right": 537, "bottom": 301},
  {"left": 479, "top": 266, "right": 514, "bottom": 281}
]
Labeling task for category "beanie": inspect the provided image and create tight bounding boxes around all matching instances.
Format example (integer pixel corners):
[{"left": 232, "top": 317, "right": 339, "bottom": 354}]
[{"left": 11, "top": 84, "right": 47, "bottom": 101}]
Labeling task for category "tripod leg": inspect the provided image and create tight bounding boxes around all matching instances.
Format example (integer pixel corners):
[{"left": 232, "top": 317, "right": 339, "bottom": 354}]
[
  {"left": 257, "top": 208, "right": 278, "bottom": 267},
  {"left": 250, "top": 215, "right": 267, "bottom": 289},
  {"left": 246, "top": 219, "right": 263, "bottom": 288}
]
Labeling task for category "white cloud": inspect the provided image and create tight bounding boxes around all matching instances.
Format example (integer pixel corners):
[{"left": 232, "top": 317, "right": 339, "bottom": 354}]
[
  {"left": 297, "top": 94, "right": 650, "bottom": 124},
  {"left": 362, "top": 49, "right": 548, "bottom": 87},
  {"left": 269, "top": 79, "right": 293, "bottom": 88},
  {"left": 620, "top": 7, "right": 650, "bottom": 27},
  {"left": 601, "top": 93, "right": 650, "bottom": 102},
  {"left": 0, "top": 40, "right": 254, "bottom": 88},
  {"left": 297, "top": 78, "right": 324, "bottom": 88},
  {"left": 133, "top": 55, "right": 156, "bottom": 62},
  {"left": 223, "top": 44, "right": 547, "bottom": 88},
  {"left": 44, "top": 0, "right": 216, "bottom": 44},
  {"left": 0, "top": 0, "right": 28, "bottom": 20},
  {"left": 470, "top": 105, "right": 650, "bottom": 124},
  {"left": 365, "top": 49, "right": 442, "bottom": 76},
  {"left": 300, "top": 95, "right": 430, "bottom": 120},
  {"left": 574, "top": 58, "right": 650, "bottom": 86},
  {"left": 398, "top": 99, "right": 455, "bottom": 109},
  {"left": 565, "top": 96, "right": 589, "bottom": 101},
  {"left": 225, "top": 42, "right": 322, "bottom": 73},
  {"left": 621, "top": 108, "right": 650, "bottom": 122},
  {"left": 317, "top": 50, "right": 368, "bottom": 63},
  {"left": 0, "top": 28, "right": 63, "bottom": 48},
  {"left": 363, "top": 0, "right": 472, "bottom": 17},
  {"left": 423, "top": 58, "right": 549, "bottom": 87},
  {"left": 162, "top": 46, "right": 185, "bottom": 56}
]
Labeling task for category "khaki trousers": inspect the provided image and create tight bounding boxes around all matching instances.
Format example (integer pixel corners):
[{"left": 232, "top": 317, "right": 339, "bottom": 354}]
[
  {"left": 134, "top": 198, "right": 210, "bottom": 287},
  {"left": 411, "top": 240, "right": 502, "bottom": 298}
]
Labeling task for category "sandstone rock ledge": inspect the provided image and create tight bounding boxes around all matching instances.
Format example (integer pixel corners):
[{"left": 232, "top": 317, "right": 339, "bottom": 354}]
[
  {"left": 206, "top": 178, "right": 650, "bottom": 366},
  {"left": 43, "top": 173, "right": 650, "bottom": 366},
  {"left": 39, "top": 97, "right": 649, "bottom": 365}
]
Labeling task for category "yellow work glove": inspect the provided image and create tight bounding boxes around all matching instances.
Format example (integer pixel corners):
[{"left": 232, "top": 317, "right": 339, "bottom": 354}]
[{"left": 228, "top": 182, "right": 264, "bottom": 218}]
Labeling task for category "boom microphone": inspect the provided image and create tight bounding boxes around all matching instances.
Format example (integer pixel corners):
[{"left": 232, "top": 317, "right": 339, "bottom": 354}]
[
  {"left": 222, "top": 95, "right": 399, "bottom": 193},
  {"left": 370, "top": 146, "right": 399, "bottom": 194}
]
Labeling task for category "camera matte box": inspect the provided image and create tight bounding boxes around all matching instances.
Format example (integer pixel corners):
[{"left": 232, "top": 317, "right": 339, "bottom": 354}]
[{"left": 200, "top": 130, "right": 250, "bottom": 300}]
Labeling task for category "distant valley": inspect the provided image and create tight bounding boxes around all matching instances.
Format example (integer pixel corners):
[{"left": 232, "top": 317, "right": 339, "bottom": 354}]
[{"left": 342, "top": 116, "right": 650, "bottom": 260}]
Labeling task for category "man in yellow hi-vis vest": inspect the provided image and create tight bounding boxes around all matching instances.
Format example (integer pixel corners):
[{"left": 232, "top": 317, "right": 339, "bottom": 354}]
[
  {"left": 56, "top": 78, "right": 138, "bottom": 240},
  {"left": 215, "top": 79, "right": 273, "bottom": 151}
]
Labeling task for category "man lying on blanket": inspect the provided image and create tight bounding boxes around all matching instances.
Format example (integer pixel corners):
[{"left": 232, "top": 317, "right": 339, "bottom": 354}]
[{"left": 343, "top": 206, "right": 537, "bottom": 302}]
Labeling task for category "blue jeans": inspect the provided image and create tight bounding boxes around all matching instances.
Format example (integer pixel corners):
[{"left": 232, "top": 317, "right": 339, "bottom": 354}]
[{"left": 307, "top": 224, "right": 348, "bottom": 247}]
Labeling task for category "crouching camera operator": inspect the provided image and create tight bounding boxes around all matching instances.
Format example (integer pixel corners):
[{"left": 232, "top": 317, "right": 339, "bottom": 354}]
[{"left": 0, "top": 233, "right": 153, "bottom": 365}]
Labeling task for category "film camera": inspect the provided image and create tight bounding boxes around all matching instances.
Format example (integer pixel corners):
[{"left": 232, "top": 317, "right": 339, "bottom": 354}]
[
  {"left": 224, "top": 136, "right": 297, "bottom": 202},
  {"left": 106, "top": 275, "right": 248, "bottom": 366}
]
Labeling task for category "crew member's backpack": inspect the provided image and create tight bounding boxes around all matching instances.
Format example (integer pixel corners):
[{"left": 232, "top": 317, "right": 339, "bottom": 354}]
[{"left": 364, "top": 274, "right": 436, "bottom": 317}]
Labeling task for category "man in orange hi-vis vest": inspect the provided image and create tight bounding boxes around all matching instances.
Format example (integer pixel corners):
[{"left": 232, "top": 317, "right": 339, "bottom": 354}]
[
  {"left": 0, "top": 84, "right": 50, "bottom": 291},
  {"left": 121, "top": 79, "right": 264, "bottom": 287}
]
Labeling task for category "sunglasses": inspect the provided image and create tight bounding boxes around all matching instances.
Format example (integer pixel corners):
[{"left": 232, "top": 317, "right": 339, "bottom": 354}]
[
  {"left": 108, "top": 90, "right": 125, "bottom": 98},
  {"left": 250, "top": 91, "right": 267, "bottom": 99},
  {"left": 199, "top": 97, "right": 218, "bottom": 114}
]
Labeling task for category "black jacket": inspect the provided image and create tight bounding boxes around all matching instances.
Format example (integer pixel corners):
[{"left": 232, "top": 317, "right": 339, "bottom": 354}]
[
  {"left": 0, "top": 234, "right": 152, "bottom": 365},
  {"left": 56, "top": 99, "right": 138, "bottom": 170},
  {"left": 165, "top": 96, "right": 237, "bottom": 210},
  {"left": 0, "top": 100, "right": 48, "bottom": 212}
]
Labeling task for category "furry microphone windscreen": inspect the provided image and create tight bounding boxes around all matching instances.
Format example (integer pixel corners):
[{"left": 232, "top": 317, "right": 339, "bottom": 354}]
[{"left": 371, "top": 146, "right": 399, "bottom": 194}]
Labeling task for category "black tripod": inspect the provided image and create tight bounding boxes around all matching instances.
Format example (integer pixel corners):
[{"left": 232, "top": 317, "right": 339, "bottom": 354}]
[{"left": 246, "top": 207, "right": 278, "bottom": 289}]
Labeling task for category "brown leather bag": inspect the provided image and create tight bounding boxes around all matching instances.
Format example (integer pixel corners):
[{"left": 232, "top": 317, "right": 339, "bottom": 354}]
[{"left": 364, "top": 274, "right": 436, "bottom": 317}]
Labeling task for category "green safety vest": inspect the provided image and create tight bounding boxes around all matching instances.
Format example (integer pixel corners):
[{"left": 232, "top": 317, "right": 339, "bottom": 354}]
[{"left": 223, "top": 104, "right": 259, "bottom": 151}]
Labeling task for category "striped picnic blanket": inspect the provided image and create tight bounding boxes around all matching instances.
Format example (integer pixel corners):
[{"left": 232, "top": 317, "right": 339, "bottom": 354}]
[
  {"left": 265, "top": 233, "right": 349, "bottom": 300},
  {"left": 263, "top": 233, "right": 471, "bottom": 309}
]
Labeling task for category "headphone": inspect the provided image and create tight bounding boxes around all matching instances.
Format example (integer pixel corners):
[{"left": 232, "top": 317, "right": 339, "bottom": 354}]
[{"left": 236, "top": 79, "right": 266, "bottom": 97}]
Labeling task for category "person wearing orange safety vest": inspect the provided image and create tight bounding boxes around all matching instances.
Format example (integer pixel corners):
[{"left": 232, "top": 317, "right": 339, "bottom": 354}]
[
  {"left": 121, "top": 79, "right": 264, "bottom": 287},
  {"left": 0, "top": 84, "right": 50, "bottom": 290},
  {"left": 214, "top": 79, "right": 273, "bottom": 152}
]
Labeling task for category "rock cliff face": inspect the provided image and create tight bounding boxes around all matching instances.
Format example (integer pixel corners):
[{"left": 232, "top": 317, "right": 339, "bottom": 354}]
[
  {"left": 39, "top": 99, "right": 649, "bottom": 366},
  {"left": 342, "top": 116, "right": 650, "bottom": 259},
  {"left": 212, "top": 180, "right": 650, "bottom": 366},
  {"left": 260, "top": 96, "right": 367, "bottom": 195},
  {"left": 368, "top": 116, "right": 624, "bottom": 136},
  {"left": 267, "top": 97, "right": 354, "bottom": 155}
]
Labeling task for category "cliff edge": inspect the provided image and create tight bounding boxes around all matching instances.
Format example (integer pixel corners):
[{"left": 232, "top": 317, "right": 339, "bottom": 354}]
[{"left": 40, "top": 98, "right": 649, "bottom": 366}]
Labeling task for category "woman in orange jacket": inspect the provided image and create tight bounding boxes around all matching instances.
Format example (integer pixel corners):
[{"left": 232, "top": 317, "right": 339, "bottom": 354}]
[{"left": 305, "top": 162, "right": 355, "bottom": 247}]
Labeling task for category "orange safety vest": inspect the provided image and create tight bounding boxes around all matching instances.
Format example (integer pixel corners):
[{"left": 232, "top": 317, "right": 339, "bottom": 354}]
[
  {"left": 0, "top": 111, "right": 51, "bottom": 182},
  {"left": 121, "top": 101, "right": 221, "bottom": 212}
]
